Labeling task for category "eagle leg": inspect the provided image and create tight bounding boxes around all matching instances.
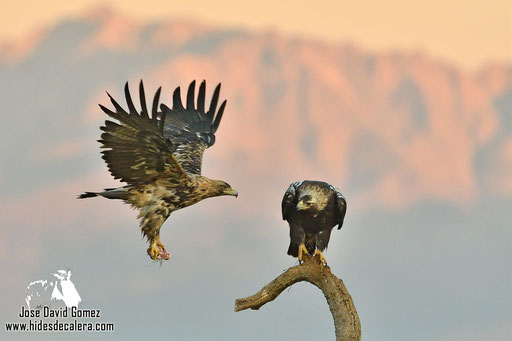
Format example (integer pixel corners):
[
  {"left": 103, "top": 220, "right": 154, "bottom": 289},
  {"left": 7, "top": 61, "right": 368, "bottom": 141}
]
[
  {"left": 297, "top": 244, "right": 309, "bottom": 263},
  {"left": 147, "top": 235, "right": 171, "bottom": 260},
  {"left": 155, "top": 235, "right": 167, "bottom": 252},
  {"left": 139, "top": 207, "right": 171, "bottom": 260},
  {"left": 313, "top": 250, "right": 328, "bottom": 265}
]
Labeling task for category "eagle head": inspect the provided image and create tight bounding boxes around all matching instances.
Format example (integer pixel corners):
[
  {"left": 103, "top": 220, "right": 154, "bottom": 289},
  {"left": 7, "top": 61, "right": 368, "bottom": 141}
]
[
  {"left": 212, "top": 180, "right": 238, "bottom": 198},
  {"left": 296, "top": 194, "right": 319, "bottom": 212}
]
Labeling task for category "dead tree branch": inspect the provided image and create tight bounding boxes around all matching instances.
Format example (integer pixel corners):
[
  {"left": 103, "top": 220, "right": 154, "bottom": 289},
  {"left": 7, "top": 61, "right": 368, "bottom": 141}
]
[{"left": 235, "top": 255, "right": 361, "bottom": 341}]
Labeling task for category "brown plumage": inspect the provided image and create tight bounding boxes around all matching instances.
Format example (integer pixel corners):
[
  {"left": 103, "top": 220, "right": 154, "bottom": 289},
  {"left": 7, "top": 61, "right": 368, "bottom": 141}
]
[
  {"left": 79, "top": 80, "right": 237, "bottom": 260},
  {"left": 282, "top": 180, "right": 347, "bottom": 264}
]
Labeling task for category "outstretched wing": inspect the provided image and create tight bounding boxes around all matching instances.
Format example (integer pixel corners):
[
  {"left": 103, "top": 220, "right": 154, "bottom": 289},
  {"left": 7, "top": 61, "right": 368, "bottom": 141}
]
[
  {"left": 98, "top": 82, "right": 187, "bottom": 185},
  {"left": 281, "top": 181, "right": 303, "bottom": 220},
  {"left": 159, "top": 80, "right": 226, "bottom": 175},
  {"left": 331, "top": 186, "right": 347, "bottom": 229}
]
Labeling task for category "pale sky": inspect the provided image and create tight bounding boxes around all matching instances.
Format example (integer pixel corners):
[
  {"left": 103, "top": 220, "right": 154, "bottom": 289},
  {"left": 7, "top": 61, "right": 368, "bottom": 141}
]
[{"left": 1, "top": 0, "right": 511, "bottom": 70}]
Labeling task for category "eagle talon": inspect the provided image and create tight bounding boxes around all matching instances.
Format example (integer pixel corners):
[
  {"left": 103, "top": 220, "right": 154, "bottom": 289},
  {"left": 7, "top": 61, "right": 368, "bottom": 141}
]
[
  {"left": 297, "top": 244, "right": 309, "bottom": 263},
  {"left": 147, "top": 243, "right": 171, "bottom": 260},
  {"left": 314, "top": 250, "right": 328, "bottom": 265},
  {"left": 156, "top": 240, "right": 166, "bottom": 252},
  {"left": 147, "top": 244, "right": 160, "bottom": 260}
]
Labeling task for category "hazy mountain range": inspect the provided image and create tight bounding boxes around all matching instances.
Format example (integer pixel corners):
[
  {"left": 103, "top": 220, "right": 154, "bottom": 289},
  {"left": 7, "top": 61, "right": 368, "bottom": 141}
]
[{"left": 1, "top": 7, "right": 511, "bottom": 209}]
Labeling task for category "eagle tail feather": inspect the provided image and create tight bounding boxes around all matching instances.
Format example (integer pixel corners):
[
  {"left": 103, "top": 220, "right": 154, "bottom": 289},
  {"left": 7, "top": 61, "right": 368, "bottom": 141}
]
[
  {"left": 287, "top": 243, "right": 299, "bottom": 257},
  {"left": 77, "top": 192, "right": 98, "bottom": 199},
  {"left": 77, "top": 188, "right": 129, "bottom": 200}
]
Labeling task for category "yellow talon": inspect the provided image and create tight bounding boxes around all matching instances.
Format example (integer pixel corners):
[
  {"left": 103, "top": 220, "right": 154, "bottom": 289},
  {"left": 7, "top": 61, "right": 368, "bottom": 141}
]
[
  {"left": 298, "top": 244, "right": 309, "bottom": 262},
  {"left": 147, "top": 244, "right": 161, "bottom": 260},
  {"left": 155, "top": 236, "right": 166, "bottom": 252},
  {"left": 314, "top": 250, "right": 328, "bottom": 265},
  {"left": 147, "top": 237, "right": 171, "bottom": 260}
]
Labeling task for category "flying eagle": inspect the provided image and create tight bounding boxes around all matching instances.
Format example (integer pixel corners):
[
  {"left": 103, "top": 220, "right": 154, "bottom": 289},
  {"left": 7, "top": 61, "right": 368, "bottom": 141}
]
[
  {"left": 79, "top": 80, "right": 237, "bottom": 260},
  {"left": 282, "top": 180, "right": 347, "bottom": 264}
]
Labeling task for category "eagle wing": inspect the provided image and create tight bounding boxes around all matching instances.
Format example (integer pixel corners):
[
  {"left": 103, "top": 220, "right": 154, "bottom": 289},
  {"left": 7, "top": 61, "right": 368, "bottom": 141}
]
[
  {"left": 98, "top": 82, "right": 187, "bottom": 185},
  {"left": 330, "top": 185, "right": 347, "bottom": 229},
  {"left": 281, "top": 181, "right": 303, "bottom": 220},
  {"left": 159, "top": 80, "right": 226, "bottom": 175}
]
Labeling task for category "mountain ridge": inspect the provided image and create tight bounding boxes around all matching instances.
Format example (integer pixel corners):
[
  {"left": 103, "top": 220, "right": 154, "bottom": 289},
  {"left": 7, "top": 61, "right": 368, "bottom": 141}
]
[{"left": 1, "top": 8, "right": 510, "bottom": 209}]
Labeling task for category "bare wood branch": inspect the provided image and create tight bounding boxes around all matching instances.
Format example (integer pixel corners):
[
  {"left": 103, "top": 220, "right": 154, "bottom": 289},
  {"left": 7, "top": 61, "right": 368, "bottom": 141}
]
[{"left": 235, "top": 255, "right": 361, "bottom": 341}]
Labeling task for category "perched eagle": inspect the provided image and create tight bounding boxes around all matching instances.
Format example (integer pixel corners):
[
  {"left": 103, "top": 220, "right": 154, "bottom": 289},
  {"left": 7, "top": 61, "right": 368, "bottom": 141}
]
[
  {"left": 79, "top": 80, "right": 237, "bottom": 260},
  {"left": 282, "top": 180, "right": 347, "bottom": 264}
]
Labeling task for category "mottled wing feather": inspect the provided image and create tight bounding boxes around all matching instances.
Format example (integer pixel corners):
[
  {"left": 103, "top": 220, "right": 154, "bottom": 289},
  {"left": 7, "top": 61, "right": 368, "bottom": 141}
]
[
  {"left": 282, "top": 181, "right": 303, "bottom": 220},
  {"left": 172, "top": 142, "right": 207, "bottom": 176},
  {"left": 332, "top": 186, "right": 347, "bottom": 229},
  {"left": 98, "top": 81, "right": 186, "bottom": 185},
  {"left": 160, "top": 80, "right": 227, "bottom": 175}
]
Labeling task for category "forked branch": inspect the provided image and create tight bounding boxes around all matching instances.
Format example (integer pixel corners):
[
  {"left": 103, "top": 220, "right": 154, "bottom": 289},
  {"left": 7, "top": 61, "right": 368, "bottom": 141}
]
[{"left": 235, "top": 255, "right": 361, "bottom": 341}]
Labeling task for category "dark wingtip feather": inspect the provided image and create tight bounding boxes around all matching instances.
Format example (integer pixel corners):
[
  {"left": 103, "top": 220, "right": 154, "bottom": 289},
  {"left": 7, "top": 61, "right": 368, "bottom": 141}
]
[
  {"left": 99, "top": 104, "right": 116, "bottom": 117},
  {"left": 186, "top": 80, "right": 196, "bottom": 110},
  {"left": 173, "top": 86, "right": 184, "bottom": 111},
  {"left": 107, "top": 92, "right": 125, "bottom": 113},
  {"left": 139, "top": 80, "right": 149, "bottom": 118},
  {"left": 197, "top": 80, "right": 206, "bottom": 113},
  {"left": 212, "top": 100, "right": 226, "bottom": 133},
  {"left": 124, "top": 82, "right": 137, "bottom": 114},
  {"left": 98, "top": 103, "right": 109, "bottom": 112},
  {"left": 207, "top": 83, "right": 221, "bottom": 121},
  {"left": 152, "top": 86, "right": 162, "bottom": 119}
]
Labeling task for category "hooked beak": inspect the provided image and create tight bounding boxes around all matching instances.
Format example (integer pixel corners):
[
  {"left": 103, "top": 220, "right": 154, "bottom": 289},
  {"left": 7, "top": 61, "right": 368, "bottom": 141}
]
[
  {"left": 226, "top": 187, "right": 238, "bottom": 197},
  {"left": 296, "top": 200, "right": 308, "bottom": 210}
]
